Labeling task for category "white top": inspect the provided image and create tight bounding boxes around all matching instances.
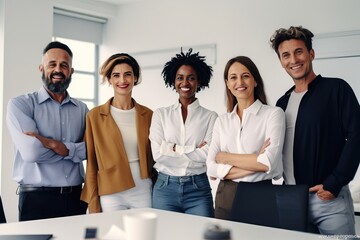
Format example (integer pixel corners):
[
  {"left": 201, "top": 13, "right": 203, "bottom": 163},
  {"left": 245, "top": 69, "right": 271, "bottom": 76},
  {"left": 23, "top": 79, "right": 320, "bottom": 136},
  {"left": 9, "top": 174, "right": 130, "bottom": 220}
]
[
  {"left": 207, "top": 100, "right": 285, "bottom": 182},
  {"left": 282, "top": 91, "right": 306, "bottom": 184},
  {"left": 149, "top": 99, "right": 218, "bottom": 176},
  {"left": 110, "top": 106, "right": 139, "bottom": 162}
]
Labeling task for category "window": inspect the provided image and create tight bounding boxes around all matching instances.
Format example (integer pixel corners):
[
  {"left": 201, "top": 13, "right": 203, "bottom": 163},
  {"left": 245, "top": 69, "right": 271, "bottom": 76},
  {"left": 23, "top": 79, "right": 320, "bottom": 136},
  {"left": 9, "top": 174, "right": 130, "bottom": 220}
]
[
  {"left": 53, "top": 7, "right": 107, "bottom": 110},
  {"left": 53, "top": 37, "right": 99, "bottom": 109}
]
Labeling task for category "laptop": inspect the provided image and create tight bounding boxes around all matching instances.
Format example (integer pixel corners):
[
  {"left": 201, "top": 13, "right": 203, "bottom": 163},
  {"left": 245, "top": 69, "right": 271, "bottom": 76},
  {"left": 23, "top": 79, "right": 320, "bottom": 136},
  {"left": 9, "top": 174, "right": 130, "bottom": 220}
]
[{"left": 0, "top": 234, "right": 53, "bottom": 240}]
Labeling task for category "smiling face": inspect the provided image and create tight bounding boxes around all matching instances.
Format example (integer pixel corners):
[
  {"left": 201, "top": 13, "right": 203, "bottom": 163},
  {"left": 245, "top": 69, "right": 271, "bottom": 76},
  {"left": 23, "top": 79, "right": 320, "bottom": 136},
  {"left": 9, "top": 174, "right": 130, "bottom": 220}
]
[
  {"left": 278, "top": 39, "right": 315, "bottom": 81},
  {"left": 39, "top": 48, "right": 73, "bottom": 94},
  {"left": 175, "top": 65, "right": 198, "bottom": 103},
  {"left": 109, "top": 63, "right": 136, "bottom": 97},
  {"left": 226, "top": 62, "right": 256, "bottom": 104}
]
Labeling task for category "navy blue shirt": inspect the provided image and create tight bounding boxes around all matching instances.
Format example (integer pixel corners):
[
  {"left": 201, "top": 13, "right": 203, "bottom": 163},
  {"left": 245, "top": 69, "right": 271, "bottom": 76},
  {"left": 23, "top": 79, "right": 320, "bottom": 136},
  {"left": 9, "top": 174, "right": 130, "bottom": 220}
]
[{"left": 277, "top": 75, "right": 360, "bottom": 196}]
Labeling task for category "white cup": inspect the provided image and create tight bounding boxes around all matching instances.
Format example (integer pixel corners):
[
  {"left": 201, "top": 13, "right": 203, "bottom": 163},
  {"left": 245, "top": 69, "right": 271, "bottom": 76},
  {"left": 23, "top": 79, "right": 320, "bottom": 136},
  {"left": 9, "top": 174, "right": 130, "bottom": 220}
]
[{"left": 123, "top": 212, "right": 157, "bottom": 240}]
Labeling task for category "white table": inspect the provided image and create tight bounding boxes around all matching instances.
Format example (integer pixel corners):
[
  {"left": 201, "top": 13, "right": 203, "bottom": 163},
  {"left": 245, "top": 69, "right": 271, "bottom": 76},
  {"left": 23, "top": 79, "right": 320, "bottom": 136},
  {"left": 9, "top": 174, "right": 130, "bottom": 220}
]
[
  {"left": 0, "top": 208, "right": 321, "bottom": 240},
  {"left": 354, "top": 203, "right": 360, "bottom": 214}
]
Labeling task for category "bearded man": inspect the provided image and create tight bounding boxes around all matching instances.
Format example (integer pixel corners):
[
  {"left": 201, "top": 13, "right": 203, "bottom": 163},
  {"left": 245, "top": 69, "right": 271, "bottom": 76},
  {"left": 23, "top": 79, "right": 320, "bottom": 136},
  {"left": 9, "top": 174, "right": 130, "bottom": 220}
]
[{"left": 7, "top": 41, "right": 88, "bottom": 221}]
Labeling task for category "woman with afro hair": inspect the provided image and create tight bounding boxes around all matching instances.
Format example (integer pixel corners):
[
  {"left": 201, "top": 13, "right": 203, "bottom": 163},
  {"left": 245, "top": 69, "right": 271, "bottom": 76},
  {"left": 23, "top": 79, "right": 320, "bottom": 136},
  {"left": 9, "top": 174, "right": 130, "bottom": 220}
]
[{"left": 149, "top": 48, "right": 217, "bottom": 217}]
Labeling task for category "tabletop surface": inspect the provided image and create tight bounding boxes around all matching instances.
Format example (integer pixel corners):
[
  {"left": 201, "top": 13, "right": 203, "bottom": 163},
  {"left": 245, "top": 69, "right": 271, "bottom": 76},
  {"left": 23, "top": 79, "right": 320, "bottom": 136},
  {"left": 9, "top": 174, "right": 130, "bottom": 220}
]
[{"left": 0, "top": 208, "right": 322, "bottom": 240}]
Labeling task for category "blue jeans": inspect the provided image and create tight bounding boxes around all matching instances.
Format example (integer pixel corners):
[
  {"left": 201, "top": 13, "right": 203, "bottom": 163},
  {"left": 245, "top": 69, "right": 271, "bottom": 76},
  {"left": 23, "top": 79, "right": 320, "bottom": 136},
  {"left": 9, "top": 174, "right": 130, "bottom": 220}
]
[
  {"left": 309, "top": 185, "right": 356, "bottom": 236},
  {"left": 152, "top": 172, "right": 214, "bottom": 217}
]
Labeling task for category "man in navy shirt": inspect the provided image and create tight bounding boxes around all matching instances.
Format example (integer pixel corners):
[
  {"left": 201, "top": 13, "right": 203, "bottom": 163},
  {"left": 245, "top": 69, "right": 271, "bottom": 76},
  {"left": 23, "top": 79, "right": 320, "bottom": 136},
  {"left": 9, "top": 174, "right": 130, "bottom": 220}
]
[{"left": 270, "top": 26, "right": 360, "bottom": 236}]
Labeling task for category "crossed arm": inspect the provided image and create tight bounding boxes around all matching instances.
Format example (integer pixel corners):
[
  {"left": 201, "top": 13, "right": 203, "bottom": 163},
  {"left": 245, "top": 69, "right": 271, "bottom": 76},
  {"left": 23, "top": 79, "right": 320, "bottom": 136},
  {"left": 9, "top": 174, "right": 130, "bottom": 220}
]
[
  {"left": 5, "top": 98, "right": 87, "bottom": 163},
  {"left": 24, "top": 132, "right": 69, "bottom": 157},
  {"left": 216, "top": 138, "right": 270, "bottom": 180}
]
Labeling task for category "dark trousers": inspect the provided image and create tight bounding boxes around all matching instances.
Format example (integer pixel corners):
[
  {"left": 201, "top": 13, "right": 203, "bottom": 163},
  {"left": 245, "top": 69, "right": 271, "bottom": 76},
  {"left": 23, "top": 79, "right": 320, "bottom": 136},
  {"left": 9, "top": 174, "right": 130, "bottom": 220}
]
[
  {"left": 215, "top": 180, "right": 238, "bottom": 220},
  {"left": 0, "top": 196, "right": 6, "bottom": 223},
  {"left": 215, "top": 180, "right": 272, "bottom": 220},
  {"left": 18, "top": 186, "right": 87, "bottom": 221}
]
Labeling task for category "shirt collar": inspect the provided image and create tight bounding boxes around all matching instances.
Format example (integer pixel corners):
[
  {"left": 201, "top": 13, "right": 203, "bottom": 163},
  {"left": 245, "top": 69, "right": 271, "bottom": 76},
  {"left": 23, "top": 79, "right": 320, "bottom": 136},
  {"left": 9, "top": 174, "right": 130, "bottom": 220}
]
[
  {"left": 174, "top": 98, "right": 200, "bottom": 110},
  {"left": 284, "top": 74, "right": 321, "bottom": 97},
  {"left": 37, "top": 85, "right": 75, "bottom": 106},
  {"left": 229, "top": 99, "right": 263, "bottom": 117}
]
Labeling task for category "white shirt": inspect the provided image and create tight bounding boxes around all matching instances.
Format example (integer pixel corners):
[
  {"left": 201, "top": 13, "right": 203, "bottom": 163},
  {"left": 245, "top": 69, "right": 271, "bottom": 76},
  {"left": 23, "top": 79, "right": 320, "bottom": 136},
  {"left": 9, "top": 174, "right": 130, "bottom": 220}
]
[
  {"left": 282, "top": 90, "right": 306, "bottom": 184},
  {"left": 149, "top": 99, "right": 218, "bottom": 176},
  {"left": 207, "top": 100, "right": 285, "bottom": 182}
]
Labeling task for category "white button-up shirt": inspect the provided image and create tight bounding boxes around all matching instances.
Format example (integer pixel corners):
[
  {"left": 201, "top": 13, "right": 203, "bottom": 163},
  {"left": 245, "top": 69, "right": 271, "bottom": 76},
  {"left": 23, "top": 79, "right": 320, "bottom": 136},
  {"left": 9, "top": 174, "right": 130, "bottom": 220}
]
[
  {"left": 207, "top": 100, "right": 285, "bottom": 182},
  {"left": 149, "top": 99, "right": 218, "bottom": 176}
]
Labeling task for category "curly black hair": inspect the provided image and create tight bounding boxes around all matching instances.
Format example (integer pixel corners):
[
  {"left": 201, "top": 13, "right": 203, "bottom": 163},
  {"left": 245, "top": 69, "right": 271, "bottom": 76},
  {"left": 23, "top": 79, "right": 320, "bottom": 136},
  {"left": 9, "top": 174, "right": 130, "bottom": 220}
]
[{"left": 162, "top": 48, "right": 213, "bottom": 92}]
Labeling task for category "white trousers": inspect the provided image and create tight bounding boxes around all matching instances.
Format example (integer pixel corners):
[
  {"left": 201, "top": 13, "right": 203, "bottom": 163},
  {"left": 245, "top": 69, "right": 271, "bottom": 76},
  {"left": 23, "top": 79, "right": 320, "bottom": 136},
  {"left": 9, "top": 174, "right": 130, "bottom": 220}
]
[{"left": 100, "top": 161, "right": 152, "bottom": 212}]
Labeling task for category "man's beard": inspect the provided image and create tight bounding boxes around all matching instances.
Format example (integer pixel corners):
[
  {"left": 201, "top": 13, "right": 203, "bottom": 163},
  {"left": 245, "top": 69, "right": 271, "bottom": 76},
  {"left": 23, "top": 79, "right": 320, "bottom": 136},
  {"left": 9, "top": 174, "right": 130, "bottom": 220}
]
[{"left": 42, "top": 72, "right": 71, "bottom": 94}]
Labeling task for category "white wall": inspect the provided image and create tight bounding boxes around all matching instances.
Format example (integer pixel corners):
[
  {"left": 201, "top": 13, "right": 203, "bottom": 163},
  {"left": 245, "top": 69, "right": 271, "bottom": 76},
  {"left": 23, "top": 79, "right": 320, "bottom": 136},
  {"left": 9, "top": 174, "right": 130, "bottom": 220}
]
[
  {"left": 1, "top": 0, "right": 360, "bottom": 223},
  {"left": 1, "top": 0, "right": 53, "bottom": 222},
  {"left": 99, "top": 0, "right": 360, "bottom": 115},
  {"left": 0, "top": 0, "right": 4, "bottom": 193}
]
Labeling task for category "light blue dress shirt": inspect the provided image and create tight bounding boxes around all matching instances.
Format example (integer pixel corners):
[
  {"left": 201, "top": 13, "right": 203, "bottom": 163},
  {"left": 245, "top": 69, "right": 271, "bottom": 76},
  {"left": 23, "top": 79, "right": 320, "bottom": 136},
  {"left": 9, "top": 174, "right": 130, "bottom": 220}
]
[{"left": 6, "top": 86, "right": 88, "bottom": 187}]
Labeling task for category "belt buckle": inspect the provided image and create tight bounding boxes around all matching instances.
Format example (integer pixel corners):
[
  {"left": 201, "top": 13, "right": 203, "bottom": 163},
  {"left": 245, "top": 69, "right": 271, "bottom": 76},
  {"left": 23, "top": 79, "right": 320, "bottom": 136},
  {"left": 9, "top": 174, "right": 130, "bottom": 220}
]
[{"left": 60, "top": 186, "right": 72, "bottom": 194}]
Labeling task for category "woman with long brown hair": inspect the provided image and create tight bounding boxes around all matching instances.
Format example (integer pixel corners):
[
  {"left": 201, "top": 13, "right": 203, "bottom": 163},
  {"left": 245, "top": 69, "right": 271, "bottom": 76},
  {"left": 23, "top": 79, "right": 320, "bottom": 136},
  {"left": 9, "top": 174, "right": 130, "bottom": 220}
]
[{"left": 207, "top": 56, "right": 285, "bottom": 220}]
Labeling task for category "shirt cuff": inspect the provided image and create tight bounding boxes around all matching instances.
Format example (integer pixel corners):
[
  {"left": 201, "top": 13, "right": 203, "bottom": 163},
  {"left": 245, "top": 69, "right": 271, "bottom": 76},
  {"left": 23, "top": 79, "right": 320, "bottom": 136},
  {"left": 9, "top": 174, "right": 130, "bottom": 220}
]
[
  {"left": 257, "top": 153, "right": 271, "bottom": 174},
  {"left": 63, "top": 142, "right": 74, "bottom": 160},
  {"left": 217, "top": 164, "right": 233, "bottom": 180},
  {"left": 160, "top": 140, "right": 177, "bottom": 156},
  {"left": 174, "top": 144, "right": 185, "bottom": 155},
  {"left": 178, "top": 144, "right": 195, "bottom": 154}
]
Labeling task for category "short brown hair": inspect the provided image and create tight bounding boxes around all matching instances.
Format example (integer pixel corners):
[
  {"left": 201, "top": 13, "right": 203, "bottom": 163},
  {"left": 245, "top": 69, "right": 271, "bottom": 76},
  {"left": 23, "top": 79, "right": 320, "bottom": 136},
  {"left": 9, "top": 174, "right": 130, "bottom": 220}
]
[
  {"left": 270, "top": 26, "right": 314, "bottom": 58},
  {"left": 100, "top": 53, "right": 141, "bottom": 85}
]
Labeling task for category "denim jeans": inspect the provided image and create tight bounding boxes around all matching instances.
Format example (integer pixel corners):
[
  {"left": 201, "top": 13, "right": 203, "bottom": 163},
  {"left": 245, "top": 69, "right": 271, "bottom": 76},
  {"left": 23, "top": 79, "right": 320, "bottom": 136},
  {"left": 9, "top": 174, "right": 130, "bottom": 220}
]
[
  {"left": 152, "top": 172, "right": 214, "bottom": 217},
  {"left": 309, "top": 185, "right": 356, "bottom": 236}
]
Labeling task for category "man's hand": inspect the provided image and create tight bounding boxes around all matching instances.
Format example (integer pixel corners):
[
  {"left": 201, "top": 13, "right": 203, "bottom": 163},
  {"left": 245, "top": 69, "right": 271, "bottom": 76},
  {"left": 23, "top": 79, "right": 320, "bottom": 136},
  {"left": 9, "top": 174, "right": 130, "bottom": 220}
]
[
  {"left": 309, "top": 184, "right": 335, "bottom": 200},
  {"left": 25, "top": 132, "right": 69, "bottom": 157}
]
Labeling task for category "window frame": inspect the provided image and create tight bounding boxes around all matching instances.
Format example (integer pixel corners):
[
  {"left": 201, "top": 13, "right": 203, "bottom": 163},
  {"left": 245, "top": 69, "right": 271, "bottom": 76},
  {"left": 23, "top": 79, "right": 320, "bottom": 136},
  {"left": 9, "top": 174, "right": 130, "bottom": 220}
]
[{"left": 52, "top": 36, "right": 99, "bottom": 109}]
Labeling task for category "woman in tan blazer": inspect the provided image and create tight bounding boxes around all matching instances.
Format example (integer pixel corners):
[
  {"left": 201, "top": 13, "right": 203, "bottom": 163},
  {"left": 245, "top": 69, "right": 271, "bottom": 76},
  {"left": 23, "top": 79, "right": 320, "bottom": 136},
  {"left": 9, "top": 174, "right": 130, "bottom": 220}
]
[{"left": 81, "top": 53, "right": 156, "bottom": 213}]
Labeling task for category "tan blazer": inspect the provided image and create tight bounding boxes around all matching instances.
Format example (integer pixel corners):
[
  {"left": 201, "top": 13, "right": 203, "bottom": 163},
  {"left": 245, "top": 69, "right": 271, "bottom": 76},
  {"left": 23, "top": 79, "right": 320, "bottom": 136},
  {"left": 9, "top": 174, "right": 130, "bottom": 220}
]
[{"left": 80, "top": 98, "right": 155, "bottom": 213}]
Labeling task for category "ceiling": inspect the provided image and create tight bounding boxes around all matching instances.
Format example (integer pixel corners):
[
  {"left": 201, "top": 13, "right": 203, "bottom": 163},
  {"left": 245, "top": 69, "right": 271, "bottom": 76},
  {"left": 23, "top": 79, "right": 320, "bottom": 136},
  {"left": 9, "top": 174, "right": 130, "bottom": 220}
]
[{"left": 94, "top": 0, "right": 144, "bottom": 5}]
